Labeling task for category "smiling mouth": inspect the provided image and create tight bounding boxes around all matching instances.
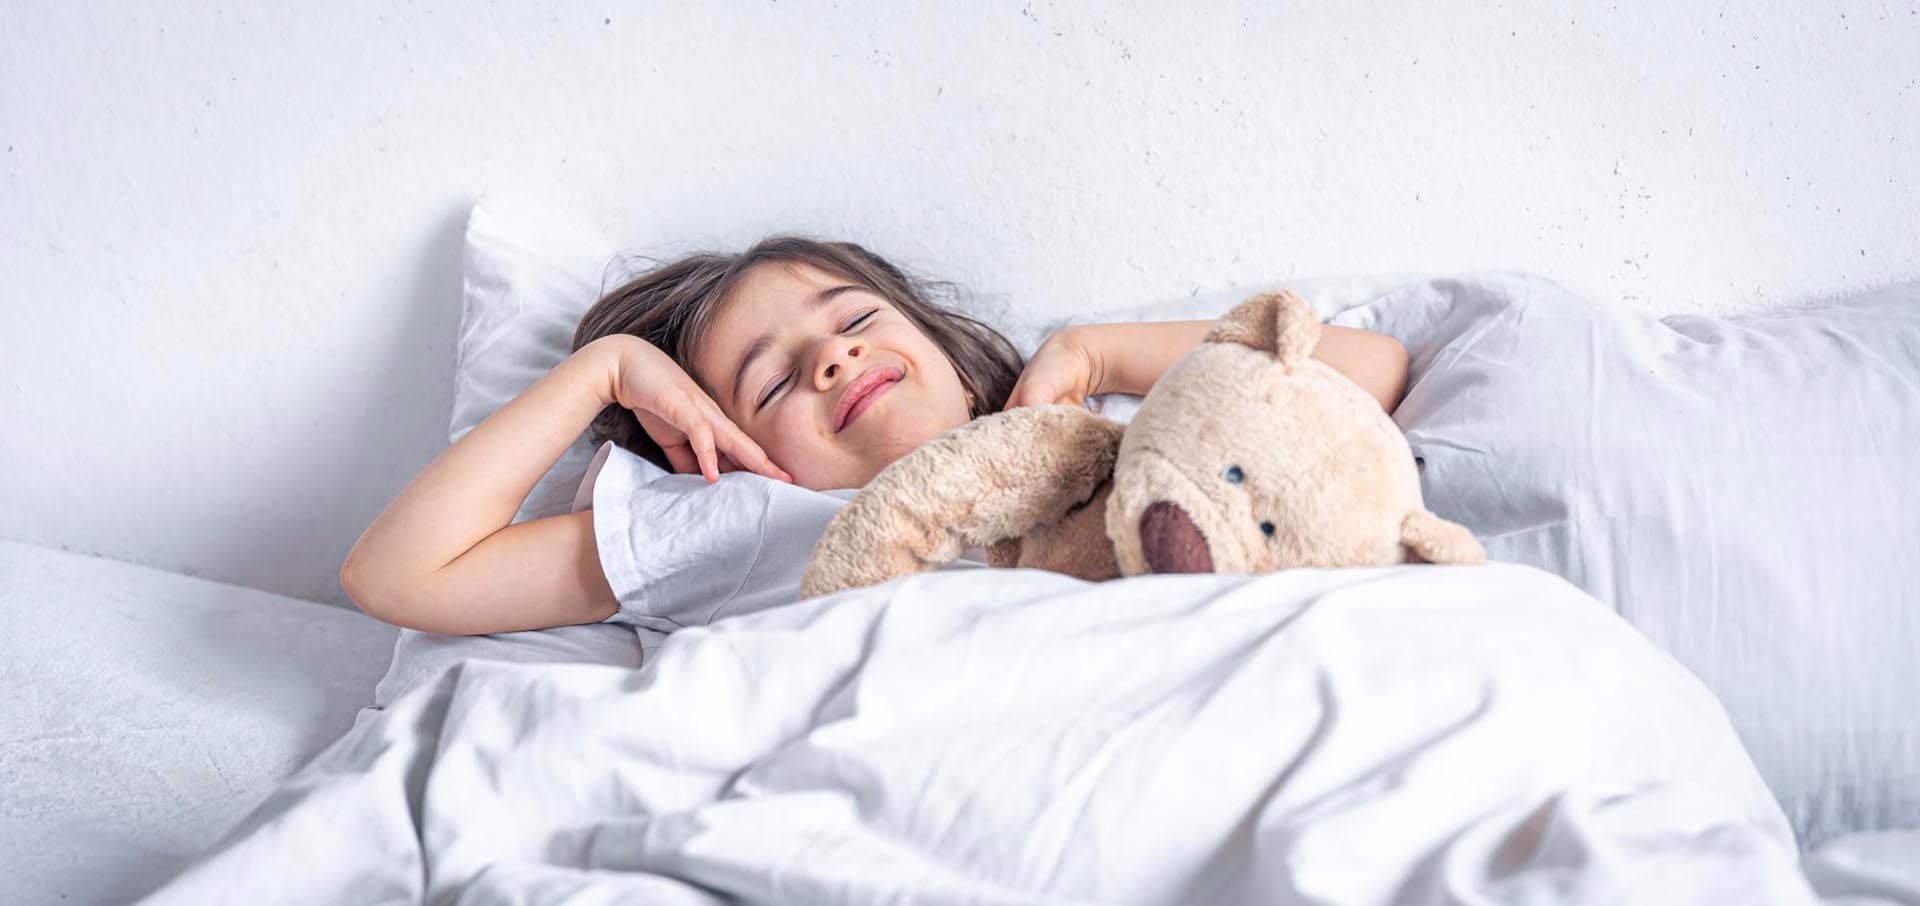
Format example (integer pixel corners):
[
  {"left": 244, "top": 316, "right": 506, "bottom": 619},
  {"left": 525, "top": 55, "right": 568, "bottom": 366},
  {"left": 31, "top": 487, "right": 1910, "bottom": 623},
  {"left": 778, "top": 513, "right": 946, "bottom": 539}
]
[{"left": 834, "top": 366, "right": 904, "bottom": 432}]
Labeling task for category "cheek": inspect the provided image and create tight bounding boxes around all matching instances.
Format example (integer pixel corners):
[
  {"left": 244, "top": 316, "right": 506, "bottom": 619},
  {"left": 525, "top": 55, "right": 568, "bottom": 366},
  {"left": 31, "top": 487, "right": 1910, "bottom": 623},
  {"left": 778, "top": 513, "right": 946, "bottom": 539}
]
[
  {"left": 760, "top": 408, "right": 865, "bottom": 489},
  {"left": 887, "top": 330, "right": 969, "bottom": 411},
  {"left": 757, "top": 407, "right": 827, "bottom": 462},
  {"left": 752, "top": 412, "right": 814, "bottom": 464},
  {"left": 922, "top": 365, "right": 973, "bottom": 422},
  {"left": 927, "top": 357, "right": 971, "bottom": 411}
]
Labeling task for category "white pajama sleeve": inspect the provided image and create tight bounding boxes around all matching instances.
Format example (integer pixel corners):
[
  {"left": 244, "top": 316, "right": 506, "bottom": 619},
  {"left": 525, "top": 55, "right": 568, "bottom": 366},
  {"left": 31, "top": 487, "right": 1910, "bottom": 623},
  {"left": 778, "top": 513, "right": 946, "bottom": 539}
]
[{"left": 570, "top": 441, "right": 855, "bottom": 632}]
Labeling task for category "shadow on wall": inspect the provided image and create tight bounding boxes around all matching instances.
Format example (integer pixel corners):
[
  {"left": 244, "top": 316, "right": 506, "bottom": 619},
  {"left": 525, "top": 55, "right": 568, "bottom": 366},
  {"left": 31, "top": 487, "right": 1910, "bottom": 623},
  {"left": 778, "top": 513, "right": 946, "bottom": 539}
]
[{"left": 207, "top": 203, "right": 470, "bottom": 609}]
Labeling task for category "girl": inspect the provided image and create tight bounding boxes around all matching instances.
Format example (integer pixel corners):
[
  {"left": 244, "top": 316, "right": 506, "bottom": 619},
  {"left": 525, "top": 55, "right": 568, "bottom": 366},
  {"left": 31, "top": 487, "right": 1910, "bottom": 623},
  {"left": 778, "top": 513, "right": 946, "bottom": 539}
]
[{"left": 341, "top": 237, "right": 1410, "bottom": 635}]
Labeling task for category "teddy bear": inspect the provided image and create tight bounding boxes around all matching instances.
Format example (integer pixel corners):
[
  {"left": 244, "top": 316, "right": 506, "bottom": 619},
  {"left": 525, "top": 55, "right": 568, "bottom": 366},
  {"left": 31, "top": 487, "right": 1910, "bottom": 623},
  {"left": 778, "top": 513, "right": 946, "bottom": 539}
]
[{"left": 799, "top": 289, "right": 1485, "bottom": 599}]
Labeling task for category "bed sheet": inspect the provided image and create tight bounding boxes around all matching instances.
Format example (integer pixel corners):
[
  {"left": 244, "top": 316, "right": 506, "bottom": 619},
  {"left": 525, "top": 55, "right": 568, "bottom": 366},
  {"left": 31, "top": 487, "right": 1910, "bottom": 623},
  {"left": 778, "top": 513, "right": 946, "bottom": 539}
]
[
  {"left": 0, "top": 539, "right": 398, "bottom": 905},
  {"left": 372, "top": 620, "right": 664, "bottom": 709},
  {"left": 142, "top": 563, "right": 1822, "bottom": 905}
]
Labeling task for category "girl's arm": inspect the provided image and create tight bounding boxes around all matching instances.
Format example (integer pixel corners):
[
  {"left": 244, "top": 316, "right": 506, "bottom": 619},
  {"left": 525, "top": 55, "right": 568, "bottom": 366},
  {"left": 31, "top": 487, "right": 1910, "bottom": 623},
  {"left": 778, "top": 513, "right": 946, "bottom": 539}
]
[
  {"left": 341, "top": 334, "right": 784, "bottom": 636},
  {"left": 1007, "top": 320, "right": 1410, "bottom": 413}
]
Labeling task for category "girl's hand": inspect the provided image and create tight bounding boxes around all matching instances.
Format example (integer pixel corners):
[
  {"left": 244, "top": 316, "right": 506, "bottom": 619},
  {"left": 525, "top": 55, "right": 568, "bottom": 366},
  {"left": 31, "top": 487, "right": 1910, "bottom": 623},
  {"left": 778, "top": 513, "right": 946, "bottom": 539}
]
[
  {"left": 603, "top": 337, "right": 792, "bottom": 484},
  {"left": 1004, "top": 326, "right": 1105, "bottom": 410},
  {"left": 1007, "top": 319, "right": 1411, "bottom": 416}
]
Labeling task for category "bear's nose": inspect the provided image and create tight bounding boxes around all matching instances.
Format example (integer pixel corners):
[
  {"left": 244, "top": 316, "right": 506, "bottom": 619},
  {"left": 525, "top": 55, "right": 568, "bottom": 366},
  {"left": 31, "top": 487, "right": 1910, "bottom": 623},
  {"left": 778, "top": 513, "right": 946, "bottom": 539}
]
[{"left": 1139, "top": 501, "right": 1213, "bottom": 574}]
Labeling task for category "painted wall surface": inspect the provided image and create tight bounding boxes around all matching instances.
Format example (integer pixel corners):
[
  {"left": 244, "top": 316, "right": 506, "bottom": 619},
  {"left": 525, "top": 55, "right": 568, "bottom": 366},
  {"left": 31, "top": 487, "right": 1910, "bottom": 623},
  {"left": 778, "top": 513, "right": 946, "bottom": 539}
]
[{"left": 3, "top": 2, "right": 1917, "bottom": 607}]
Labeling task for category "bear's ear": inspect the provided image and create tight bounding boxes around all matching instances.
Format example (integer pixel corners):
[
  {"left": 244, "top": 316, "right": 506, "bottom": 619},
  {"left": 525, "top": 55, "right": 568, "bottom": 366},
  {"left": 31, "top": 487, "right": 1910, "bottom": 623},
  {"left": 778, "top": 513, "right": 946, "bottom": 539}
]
[{"left": 1203, "top": 289, "right": 1320, "bottom": 371}]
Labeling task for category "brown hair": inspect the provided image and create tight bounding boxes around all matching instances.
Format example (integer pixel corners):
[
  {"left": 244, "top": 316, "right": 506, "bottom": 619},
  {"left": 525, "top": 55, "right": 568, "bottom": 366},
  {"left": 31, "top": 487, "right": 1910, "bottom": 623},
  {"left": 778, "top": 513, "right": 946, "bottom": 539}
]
[{"left": 571, "top": 236, "right": 1024, "bottom": 472}]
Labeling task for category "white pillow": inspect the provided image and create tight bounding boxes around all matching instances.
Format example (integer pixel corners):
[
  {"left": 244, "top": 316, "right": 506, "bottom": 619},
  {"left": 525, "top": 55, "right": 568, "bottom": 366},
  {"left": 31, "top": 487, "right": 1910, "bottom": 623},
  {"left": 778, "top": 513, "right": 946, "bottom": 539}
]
[
  {"left": 1329, "top": 271, "right": 1920, "bottom": 847},
  {"left": 452, "top": 193, "right": 622, "bottom": 524},
  {"left": 368, "top": 196, "right": 640, "bottom": 710}
]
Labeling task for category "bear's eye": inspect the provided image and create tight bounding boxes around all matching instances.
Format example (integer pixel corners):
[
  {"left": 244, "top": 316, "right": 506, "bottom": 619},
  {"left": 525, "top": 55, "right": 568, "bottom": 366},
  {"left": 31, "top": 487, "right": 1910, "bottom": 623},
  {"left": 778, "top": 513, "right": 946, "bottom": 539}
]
[
  {"left": 1259, "top": 521, "right": 1276, "bottom": 537},
  {"left": 1224, "top": 465, "right": 1244, "bottom": 484}
]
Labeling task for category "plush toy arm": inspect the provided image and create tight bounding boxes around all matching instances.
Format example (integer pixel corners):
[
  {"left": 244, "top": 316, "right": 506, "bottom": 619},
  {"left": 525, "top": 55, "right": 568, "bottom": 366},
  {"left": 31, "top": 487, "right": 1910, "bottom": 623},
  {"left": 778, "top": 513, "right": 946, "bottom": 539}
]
[
  {"left": 1399, "top": 509, "right": 1487, "bottom": 565},
  {"left": 801, "top": 405, "right": 1124, "bottom": 599}
]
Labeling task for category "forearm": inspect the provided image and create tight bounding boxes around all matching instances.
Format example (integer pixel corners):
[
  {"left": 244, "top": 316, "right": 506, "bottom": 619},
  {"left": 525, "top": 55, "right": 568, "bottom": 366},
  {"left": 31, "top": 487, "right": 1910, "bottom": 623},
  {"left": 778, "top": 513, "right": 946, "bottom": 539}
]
[
  {"left": 341, "top": 335, "right": 628, "bottom": 610},
  {"left": 1072, "top": 320, "right": 1213, "bottom": 399},
  {"left": 1073, "top": 319, "right": 1409, "bottom": 411}
]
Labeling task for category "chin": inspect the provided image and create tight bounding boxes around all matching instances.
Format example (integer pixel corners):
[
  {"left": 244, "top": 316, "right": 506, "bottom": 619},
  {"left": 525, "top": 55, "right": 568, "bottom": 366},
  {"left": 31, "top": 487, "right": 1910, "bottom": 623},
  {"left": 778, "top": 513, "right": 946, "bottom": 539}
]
[
  {"left": 879, "top": 412, "right": 961, "bottom": 450},
  {"left": 835, "top": 404, "right": 968, "bottom": 484}
]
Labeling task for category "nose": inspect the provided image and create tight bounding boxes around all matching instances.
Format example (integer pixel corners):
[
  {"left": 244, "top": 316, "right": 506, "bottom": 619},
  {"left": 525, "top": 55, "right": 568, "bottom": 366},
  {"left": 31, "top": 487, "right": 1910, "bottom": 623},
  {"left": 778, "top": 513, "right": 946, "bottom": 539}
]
[
  {"left": 1139, "top": 501, "right": 1213, "bottom": 573},
  {"left": 813, "top": 336, "right": 867, "bottom": 391}
]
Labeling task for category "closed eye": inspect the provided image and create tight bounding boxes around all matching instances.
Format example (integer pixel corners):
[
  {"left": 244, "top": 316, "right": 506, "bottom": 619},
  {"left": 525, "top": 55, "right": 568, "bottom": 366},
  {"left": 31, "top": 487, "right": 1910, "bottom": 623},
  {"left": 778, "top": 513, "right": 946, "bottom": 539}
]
[
  {"left": 756, "top": 309, "right": 880, "bottom": 409},
  {"left": 757, "top": 372, "right": 791, "bottom": 409}
]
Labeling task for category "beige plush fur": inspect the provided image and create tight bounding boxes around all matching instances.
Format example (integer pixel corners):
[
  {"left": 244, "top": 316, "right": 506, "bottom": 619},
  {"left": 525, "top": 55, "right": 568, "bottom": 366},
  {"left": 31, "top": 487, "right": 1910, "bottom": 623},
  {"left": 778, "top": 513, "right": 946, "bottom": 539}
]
[{"left": 800, "top": 290, "right": 1484, "bottom": 599}]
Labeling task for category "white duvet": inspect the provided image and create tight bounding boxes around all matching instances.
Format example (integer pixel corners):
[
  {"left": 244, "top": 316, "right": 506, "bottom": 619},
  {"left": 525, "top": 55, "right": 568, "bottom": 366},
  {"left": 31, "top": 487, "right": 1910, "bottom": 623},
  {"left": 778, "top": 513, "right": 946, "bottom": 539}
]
[{"left": 138, "top": 562, "right": 1835, "bottom": 905}]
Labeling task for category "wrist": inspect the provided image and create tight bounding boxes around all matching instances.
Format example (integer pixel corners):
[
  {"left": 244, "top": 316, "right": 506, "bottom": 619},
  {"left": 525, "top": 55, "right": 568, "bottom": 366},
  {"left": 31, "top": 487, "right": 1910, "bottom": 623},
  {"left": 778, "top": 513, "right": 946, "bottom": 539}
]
[
  {"left": 1069, "top": 320, "right": 1213, "bottom": 397},
  {"left": 1058, "top": 324, "right": 1116, "bottom": 397},
  {"left": 577, "top": 334, "right": 643, "bottom": 408}
]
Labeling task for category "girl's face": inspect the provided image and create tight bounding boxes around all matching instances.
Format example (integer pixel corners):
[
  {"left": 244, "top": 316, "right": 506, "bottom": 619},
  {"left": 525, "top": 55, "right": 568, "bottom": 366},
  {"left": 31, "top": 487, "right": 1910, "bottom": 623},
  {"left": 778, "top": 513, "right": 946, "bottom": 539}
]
[{"left": 692, "top": 261, "right": 974, "bottom": 491}]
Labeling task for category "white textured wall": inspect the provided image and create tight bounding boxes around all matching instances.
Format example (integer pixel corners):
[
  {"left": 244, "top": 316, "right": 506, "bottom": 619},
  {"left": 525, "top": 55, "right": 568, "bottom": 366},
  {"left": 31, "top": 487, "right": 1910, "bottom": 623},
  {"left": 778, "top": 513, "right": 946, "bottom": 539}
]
[{"left": 3, "top": 1, "right": 1916, "bottom": 607}]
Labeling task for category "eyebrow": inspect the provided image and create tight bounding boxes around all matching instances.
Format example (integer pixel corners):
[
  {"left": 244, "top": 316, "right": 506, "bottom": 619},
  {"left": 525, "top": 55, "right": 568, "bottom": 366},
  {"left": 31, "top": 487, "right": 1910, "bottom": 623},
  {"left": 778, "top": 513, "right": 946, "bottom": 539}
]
[{"left": 730, "top": 283, "right": 865, "bottom": 409}]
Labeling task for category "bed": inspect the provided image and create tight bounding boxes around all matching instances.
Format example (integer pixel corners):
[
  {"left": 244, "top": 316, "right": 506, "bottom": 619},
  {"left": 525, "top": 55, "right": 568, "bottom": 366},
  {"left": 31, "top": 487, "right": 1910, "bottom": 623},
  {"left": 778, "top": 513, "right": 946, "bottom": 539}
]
[
  {"left": 0, "top": 539, "right": 398, "bottom": 905},
  {"left": 8, "top": 540, "right": 1917, "bottom": 905},
  {"left": 11, "top": 198, "right": 1918, "bottom": 904}
]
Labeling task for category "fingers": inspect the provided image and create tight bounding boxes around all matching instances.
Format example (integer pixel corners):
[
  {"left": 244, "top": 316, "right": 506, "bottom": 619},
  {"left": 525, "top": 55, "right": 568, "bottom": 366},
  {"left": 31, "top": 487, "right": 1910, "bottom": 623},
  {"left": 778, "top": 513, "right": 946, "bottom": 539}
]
[
  {"left": 1003, "top": 378, "right": 1075, "bottom": 411},
  {"left": 1002, "top": 376, "right": 1039, "bottom": 411},
  {"left": 671, "top": 418, "right": 791, "bottom": 485},
  {"left": 632, "top": 385, "right": 792, "bottom": 484},
  {"left": 1003, "top": 355, "right": 1075, "bottom": 411},
  {"left": 661, "top": 442, "right": 700, "bottom": 477},
  {"left": 636, "top": 396, "right": 722, "bottom": 482},
  {"left": 688, "top": 422, "right": 719, "bottom": 483},
  {"left": 666, "top": 436, "right": 778, "bottom": 483}
]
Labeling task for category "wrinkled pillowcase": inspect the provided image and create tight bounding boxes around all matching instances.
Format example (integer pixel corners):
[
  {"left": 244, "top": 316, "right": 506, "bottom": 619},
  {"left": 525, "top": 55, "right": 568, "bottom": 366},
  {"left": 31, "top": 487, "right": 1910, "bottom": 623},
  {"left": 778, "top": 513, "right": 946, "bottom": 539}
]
[
  {"left": 451, "top": 193, "right": 621, "bottom": 525},
  {"left": 1336, "top": 271, "right": 1920, "bottom": 848}
]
